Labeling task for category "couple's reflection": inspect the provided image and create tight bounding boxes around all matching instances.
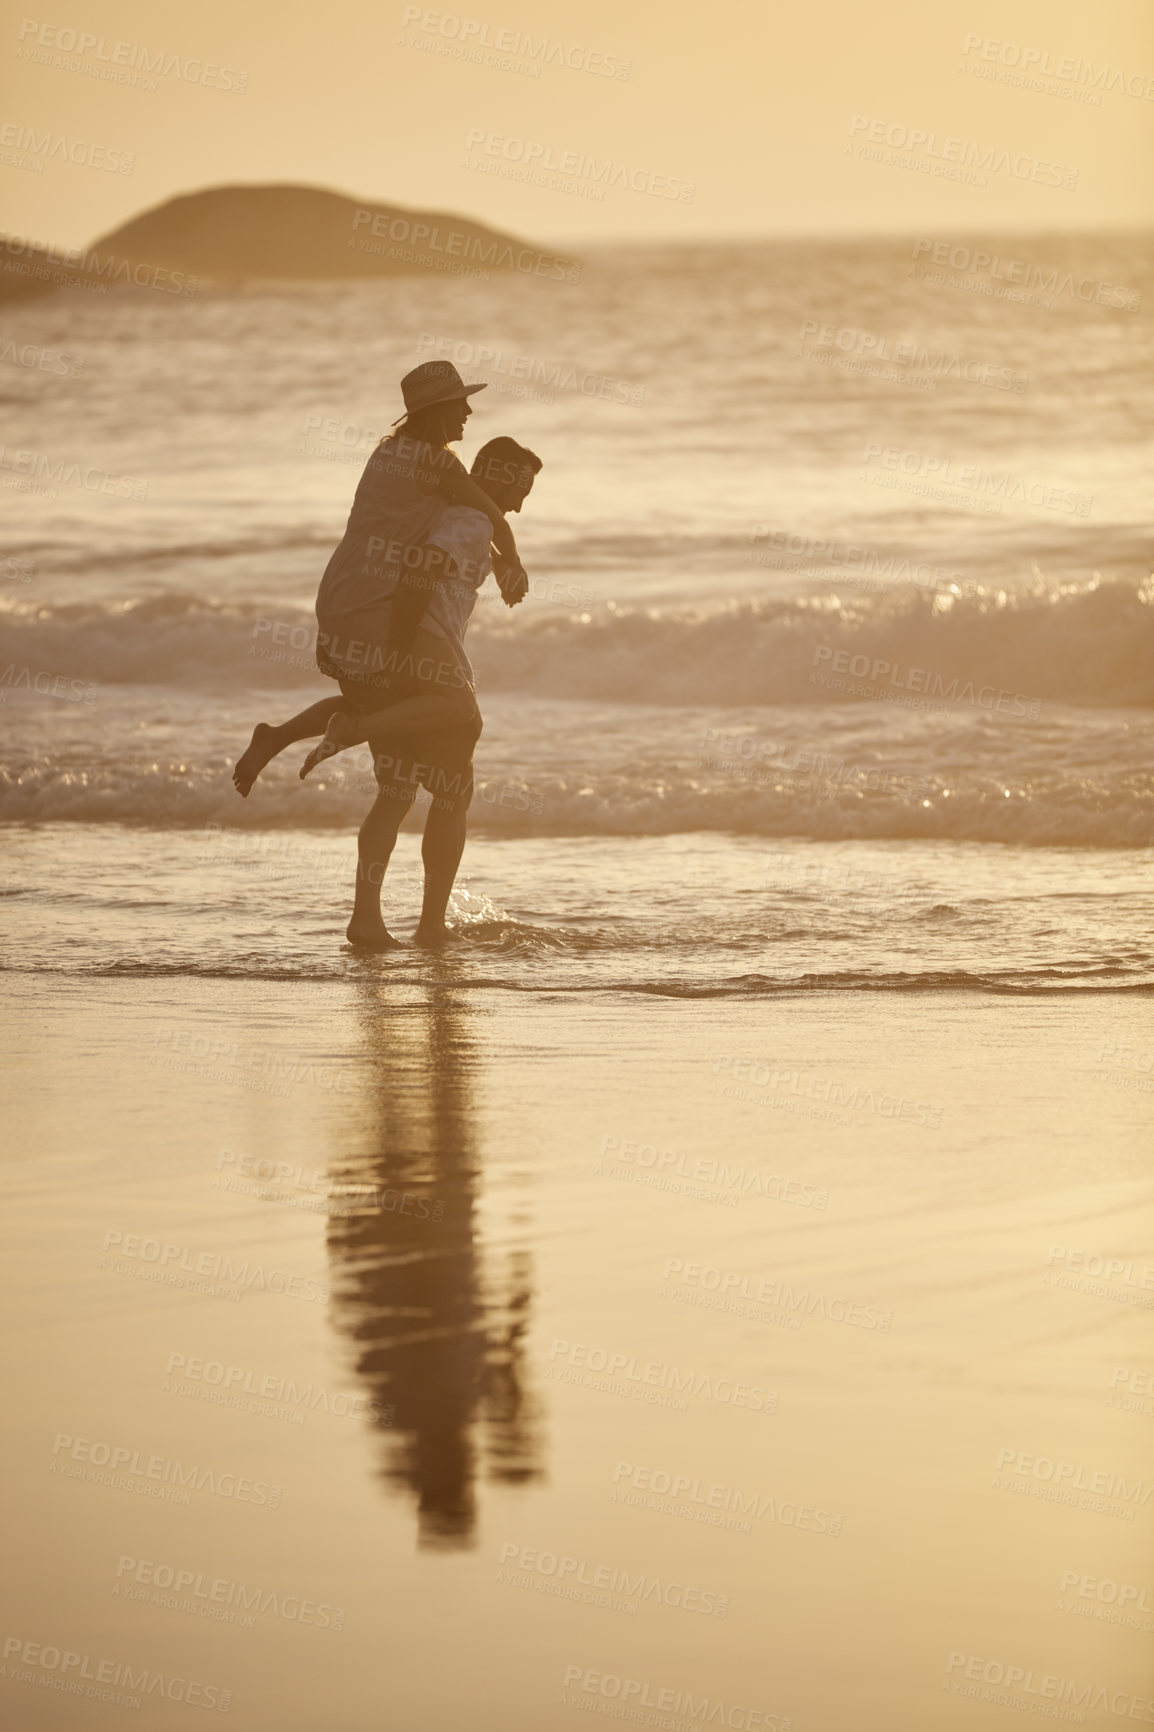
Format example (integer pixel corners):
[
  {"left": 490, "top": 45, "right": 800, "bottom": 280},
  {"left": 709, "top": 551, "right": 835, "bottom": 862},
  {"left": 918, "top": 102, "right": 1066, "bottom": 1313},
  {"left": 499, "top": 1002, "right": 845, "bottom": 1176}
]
[{"left": 326, "top": 981, "right": 544, "bottom": 1548}]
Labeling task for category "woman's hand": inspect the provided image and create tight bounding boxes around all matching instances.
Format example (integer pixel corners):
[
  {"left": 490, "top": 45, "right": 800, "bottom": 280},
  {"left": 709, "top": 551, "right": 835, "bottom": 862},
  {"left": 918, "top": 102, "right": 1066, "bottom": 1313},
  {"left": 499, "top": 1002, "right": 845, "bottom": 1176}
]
[{"left": 496, "top": 561, "right": 529, "bottom": 607}]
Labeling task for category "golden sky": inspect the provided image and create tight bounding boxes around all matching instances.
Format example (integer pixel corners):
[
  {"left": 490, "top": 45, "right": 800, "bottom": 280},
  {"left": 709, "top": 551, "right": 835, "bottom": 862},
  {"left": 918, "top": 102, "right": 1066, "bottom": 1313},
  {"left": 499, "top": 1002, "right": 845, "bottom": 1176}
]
[{"left": 3, "top": 0, "right": 1152, "bottom": 249}]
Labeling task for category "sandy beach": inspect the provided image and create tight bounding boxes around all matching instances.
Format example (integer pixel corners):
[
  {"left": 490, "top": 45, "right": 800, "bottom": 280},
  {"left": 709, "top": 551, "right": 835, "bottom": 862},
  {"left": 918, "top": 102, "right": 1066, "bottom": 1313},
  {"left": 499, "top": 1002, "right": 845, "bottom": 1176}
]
[{"left": 3, "top": 971, "right": 1150, "bottom": 1730}]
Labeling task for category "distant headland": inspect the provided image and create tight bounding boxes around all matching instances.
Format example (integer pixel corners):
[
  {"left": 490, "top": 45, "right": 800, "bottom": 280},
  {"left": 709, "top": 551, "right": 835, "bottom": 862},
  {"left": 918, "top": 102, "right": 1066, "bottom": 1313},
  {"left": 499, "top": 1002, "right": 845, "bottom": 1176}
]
[{"left": 0, "top": 182, "right": 582, "bottom": 302}]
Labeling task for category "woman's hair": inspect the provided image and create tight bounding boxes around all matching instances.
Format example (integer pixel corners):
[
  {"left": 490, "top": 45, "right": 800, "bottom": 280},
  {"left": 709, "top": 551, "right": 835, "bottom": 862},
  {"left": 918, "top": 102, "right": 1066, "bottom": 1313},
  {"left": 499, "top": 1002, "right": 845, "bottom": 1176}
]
[
  {"left": 393, "top": 398, "right": 463, "bottom": 445},
  {"left": 471, "top": 437, "right": 543, "bottom": 492}
]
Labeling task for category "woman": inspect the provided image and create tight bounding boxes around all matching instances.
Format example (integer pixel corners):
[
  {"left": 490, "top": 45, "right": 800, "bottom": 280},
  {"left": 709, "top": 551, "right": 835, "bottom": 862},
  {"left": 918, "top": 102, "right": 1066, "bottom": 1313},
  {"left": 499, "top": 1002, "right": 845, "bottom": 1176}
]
[{"left": 232, "top": 359, "right": 529, "bottom": 796}]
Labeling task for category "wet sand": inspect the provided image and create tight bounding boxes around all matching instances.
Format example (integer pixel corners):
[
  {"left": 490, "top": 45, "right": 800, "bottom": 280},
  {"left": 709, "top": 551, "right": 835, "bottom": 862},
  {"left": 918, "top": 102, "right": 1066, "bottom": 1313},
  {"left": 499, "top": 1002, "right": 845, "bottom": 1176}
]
[{"left": 2, "top": 975, "right": 1152, "bottom": 1731}]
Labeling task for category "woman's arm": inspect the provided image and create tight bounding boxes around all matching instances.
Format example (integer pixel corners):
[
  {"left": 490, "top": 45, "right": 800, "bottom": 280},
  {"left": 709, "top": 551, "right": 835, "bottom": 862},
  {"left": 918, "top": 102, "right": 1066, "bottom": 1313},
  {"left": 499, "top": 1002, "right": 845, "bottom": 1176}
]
[
  {"left": 443, "top": 467, "right": 510, "bottom": 531},
  {"left": 443, "top": 469, "right": 527, "bottom": 600}
]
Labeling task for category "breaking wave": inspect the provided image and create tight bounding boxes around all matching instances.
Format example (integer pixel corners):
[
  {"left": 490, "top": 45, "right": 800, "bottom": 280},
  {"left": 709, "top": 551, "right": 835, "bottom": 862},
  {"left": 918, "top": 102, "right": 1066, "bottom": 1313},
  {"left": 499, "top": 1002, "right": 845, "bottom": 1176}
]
[
  {"left": 1, "top": 753, "right": 1149, "bottom": 845},
  {"left": 3, "top": 576, "right": 1151, "bottom": 706}
]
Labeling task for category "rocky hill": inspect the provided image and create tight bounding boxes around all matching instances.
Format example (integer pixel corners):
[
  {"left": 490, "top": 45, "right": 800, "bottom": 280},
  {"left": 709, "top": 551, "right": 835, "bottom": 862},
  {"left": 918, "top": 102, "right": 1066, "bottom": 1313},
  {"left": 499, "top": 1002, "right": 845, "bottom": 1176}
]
[{"left": 0, "top": 183, "right": 580, "bottom": 301}]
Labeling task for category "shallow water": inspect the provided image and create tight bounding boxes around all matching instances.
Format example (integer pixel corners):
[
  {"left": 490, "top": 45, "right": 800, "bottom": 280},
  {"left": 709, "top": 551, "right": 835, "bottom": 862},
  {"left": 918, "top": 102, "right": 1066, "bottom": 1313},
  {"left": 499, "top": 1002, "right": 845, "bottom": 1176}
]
[{"left": 3, "top": 827, "right": 1153, "bottom": 994}]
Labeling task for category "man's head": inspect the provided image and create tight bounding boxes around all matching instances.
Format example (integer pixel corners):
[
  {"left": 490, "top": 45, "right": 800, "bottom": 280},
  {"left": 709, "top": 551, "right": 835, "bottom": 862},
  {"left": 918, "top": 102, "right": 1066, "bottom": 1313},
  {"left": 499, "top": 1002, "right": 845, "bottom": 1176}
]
[{"left": 471, "top": 438, "right": 542, "bottom": 513}]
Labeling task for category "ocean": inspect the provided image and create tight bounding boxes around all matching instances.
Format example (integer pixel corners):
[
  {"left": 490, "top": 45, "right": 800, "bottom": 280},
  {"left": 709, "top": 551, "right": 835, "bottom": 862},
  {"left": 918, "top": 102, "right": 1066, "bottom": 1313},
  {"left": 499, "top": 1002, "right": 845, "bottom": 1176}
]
[{"left": 2, "top": 232, "right": 1151, "bottom": 994}]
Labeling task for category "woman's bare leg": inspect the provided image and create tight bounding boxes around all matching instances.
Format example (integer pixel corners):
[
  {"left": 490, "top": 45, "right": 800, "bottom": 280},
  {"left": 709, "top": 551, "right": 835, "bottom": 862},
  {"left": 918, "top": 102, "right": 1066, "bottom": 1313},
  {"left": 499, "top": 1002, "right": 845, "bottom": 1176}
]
[
  {"left": 233, "top": 695, "right": 349, "bottom": 796},
  {"left": 300, "top": 693, "right": 470, "bottom": 777},
  {"left": 300, "top": 630, "right": 475, "bottom": 780}
]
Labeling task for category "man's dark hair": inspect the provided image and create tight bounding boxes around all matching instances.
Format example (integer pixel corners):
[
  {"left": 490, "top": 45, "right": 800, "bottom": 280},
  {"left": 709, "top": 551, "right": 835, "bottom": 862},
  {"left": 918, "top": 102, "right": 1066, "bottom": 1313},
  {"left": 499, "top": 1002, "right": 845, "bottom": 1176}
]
[{"left": 471, "top": 437, "right": 543, "bottom": 492}]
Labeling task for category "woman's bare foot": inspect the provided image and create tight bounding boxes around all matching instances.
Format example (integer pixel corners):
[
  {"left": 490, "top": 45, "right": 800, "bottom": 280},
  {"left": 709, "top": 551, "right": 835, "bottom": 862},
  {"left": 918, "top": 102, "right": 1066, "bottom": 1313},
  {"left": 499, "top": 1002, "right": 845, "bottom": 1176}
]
[
  {"left": 345, "top": 918, "right": 404, "bottom": 951},
  {"left": 300, "top": 711, "right": 363, "bottom": 781},
  {"left": 233, "top": 722, "right": 282, "bottom": 797}
]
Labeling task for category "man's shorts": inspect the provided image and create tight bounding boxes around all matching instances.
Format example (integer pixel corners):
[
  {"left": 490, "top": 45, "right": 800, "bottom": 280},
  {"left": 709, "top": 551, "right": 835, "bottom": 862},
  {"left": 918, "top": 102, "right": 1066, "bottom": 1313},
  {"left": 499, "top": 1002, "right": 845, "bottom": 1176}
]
[{"left": 337, "top": 673, "right": 482, "bottom": 811}]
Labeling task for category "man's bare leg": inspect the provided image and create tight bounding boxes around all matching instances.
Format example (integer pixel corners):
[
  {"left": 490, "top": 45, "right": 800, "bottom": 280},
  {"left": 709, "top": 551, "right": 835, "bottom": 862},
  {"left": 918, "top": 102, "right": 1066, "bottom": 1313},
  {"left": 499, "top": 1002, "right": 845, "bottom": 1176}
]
[
  {"left": 414, "top": 798, "right": 469, "bottom": 948},
  {"left": 346, "top": 778, "right": 416, "bottom": 950},
  {"left": 233, "top": 696, "right": 347, "bottom": 796}
]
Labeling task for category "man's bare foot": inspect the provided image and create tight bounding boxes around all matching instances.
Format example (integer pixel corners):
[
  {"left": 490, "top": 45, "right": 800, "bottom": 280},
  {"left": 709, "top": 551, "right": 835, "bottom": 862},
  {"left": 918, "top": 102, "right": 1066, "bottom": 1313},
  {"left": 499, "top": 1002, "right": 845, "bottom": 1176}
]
[
  {"left": 233, "top": 722, "right": 281, "bottom": 797},
  {"left": 345, "top": 918, "right": 404, "bottom": 951},
  {"left": 300, "top": 712, "right": 362, "bottom": 781},
  {"left": 413, "top": 921, "right": 456, "bottom": 949}
]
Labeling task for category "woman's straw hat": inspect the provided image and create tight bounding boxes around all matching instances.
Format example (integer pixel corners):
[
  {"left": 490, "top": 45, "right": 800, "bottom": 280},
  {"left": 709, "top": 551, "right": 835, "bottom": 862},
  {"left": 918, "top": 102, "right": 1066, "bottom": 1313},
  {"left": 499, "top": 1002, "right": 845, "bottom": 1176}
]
[{"left": 395, "top": 360, "right": 487, "bottom": 421}]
